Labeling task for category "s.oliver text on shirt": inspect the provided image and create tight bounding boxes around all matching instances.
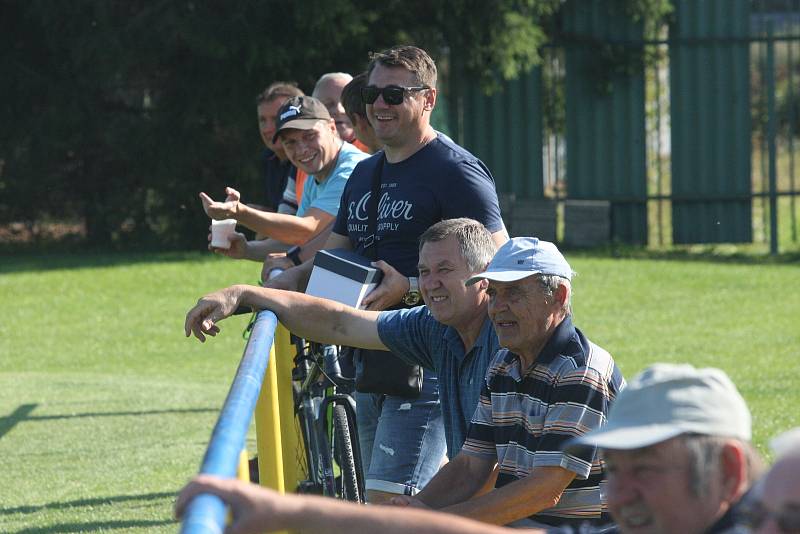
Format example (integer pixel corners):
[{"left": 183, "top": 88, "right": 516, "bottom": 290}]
[{"left": 347, "top": 191, "right": 414, "bottom": 223}]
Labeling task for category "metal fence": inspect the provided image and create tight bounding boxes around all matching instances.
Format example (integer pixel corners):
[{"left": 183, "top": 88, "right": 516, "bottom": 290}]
[
  {"left": 179, "top": 311, "right": 278, "bottom": 534},
  {"left": 449, "top": 0, "right": 800, "bottom": 252}
]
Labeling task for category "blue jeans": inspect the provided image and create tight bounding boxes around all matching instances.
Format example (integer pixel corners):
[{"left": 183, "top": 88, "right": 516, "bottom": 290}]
[{"left": 355, "top": 371, "right": 446, "bottom": 496}]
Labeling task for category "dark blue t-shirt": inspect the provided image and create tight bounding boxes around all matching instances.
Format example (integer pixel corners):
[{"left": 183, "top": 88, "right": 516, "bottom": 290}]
[
  {"left": 332, "top": 133, "right": 504, "bottom": 276},
  {"left": 261, "top": 148, "right": 298, "bottom": 212}
]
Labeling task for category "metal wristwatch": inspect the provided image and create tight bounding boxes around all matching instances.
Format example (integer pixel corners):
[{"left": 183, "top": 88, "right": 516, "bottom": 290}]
[
  {"left": 286, "top": 245, "right": 303, "bottom": 266},
  {"left": 402, "top": 276, "right": 422, "bottom": 306}
]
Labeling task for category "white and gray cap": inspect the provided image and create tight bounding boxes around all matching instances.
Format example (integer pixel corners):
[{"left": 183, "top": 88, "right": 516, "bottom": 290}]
[{"left": 568, "top": 363, "right": 751, "bottom": 451}]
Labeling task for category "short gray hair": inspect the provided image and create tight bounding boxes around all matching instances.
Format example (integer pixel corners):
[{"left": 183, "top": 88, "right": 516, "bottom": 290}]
[
  {"left": 681, "top": 434, "right": 764, "bottom": 497},
  {"left": 419, "top": 218, "right": 496, "bottom": 273},
  {"left": 536, "top": 274, "right": 573, "bottom": 315}
]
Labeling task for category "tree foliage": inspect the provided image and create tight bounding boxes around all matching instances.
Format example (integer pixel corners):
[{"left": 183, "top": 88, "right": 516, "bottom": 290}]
[{"left": 0, "top": 0, "right": 669, "bottom": 249}]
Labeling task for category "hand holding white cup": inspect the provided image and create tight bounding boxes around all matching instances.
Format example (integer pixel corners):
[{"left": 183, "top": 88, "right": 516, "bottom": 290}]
[{"left": 210, "top": 219, "right": 238, "bottom": 249}]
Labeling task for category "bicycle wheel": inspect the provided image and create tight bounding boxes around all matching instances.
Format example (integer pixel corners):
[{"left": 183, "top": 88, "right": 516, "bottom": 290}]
[
  {"left": 332, "top": 404, "right": 361, "bottom": 502},
  {"left": 293, "top": 399, "right": 317, "bottom": 494}
]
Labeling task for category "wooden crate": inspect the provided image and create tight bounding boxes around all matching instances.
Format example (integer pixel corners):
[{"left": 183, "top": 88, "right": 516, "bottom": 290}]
[
  {"left": 564, "top": 200, "right": 611, "bottom": 247},
  {"left": 509, "top": 198, "right": 557, "bottom": 242}
]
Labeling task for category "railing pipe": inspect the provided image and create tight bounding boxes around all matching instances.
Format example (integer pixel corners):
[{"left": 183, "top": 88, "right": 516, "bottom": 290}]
[
  {"left": 767, "top": 22, "right": 779, "bottom": 255},
  {"left": 180, "top": 311, "right": 279, "bottom": 534}
]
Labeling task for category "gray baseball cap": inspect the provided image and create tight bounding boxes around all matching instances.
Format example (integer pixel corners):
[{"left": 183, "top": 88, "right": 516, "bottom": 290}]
[
  {"left": 569, "top": 363, "right": 751, "bottom": 451},
  {"left": 465, "top": 237, "right": 572, "bottom": 286}
]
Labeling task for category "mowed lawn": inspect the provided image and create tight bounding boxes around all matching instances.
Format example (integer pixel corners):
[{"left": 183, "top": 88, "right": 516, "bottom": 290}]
[{"left": 1, "top": 250, "right": 798, "bottom": 533}]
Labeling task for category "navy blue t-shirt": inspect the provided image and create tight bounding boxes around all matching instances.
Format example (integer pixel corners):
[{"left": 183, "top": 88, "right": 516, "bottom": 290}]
[
  {"left": 333, "top": 133, "right": 504, "bottom": 277},
  {"left": 261, "top": 148, "right": 298, "bottom": 212}
]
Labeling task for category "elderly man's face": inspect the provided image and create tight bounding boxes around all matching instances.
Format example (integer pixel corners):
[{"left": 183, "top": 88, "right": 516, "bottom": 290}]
[
  {"left": 313, "top": 78, "right": 355, "bottom": 142},
  {"left": 486, "top": 276, "right": 560, "bottom": 359},
  {"left": 605, "top": 438, "right": 724, "bottom": 534}
]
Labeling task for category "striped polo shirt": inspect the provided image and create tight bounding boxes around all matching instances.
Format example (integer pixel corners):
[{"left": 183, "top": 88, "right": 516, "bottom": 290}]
[{"left": 462, "top": 316, "right": 625, "bottom": 525}]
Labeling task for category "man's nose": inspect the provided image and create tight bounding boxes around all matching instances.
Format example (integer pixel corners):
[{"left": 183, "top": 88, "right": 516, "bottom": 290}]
[
  {"left": 488, "top": 293, "right": 507, "bottom": 313},
  {"left": 605, "top": 474, "right": 639, "bottom": 509},
  {"left": 420, "top": 274, "right": 440, "bottom": 291}
]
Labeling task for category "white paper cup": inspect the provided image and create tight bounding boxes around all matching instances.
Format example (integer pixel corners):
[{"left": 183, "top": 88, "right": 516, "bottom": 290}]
[{"left": 210, "top": 219, "right": 237, "bottom": 249}]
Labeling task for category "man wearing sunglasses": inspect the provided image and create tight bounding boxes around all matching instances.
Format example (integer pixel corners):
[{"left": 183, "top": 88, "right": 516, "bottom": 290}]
[{"left": 267, "top": 45, "right": 508, "bottom": 504}]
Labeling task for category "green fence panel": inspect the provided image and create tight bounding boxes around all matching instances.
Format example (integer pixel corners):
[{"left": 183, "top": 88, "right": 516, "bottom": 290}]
[
  {"left": 448, "top": 65, "right": 544, "bottom": 198},
  {"left": 563, "top": 0, "right": 648, "bottom": 244},
  {"left": 669, "top": 0, "right": 752, "bottom": 244}
]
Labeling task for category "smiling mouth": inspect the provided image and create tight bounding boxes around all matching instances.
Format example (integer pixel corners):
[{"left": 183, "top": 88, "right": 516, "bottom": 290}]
[
  {"left": 617, "top": 507, "right": 653, "bottom": 530},
  {"left": 298, "top": 154, "right": 316, "bottom": 164},
  {"left": 430, "top": 295, "right": 447, "bottom": 303}
]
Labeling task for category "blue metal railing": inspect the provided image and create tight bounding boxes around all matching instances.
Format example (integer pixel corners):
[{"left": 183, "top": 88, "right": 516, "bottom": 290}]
[{"left": 179, "top": 310, "right": 278, "bottom": 534}]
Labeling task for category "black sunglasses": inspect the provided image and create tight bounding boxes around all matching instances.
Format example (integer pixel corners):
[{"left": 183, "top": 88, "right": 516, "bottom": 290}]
[
  {"left": 739, "top": 500, "right": 800, "bottom": 533},
  {"left": 361, "top": 85, "right": 429, "bottom": 106}
]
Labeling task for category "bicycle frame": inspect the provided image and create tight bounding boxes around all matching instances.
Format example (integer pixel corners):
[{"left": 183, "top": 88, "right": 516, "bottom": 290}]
[{"left": 292, "top": 339, "right": 365, "bottom": 502}]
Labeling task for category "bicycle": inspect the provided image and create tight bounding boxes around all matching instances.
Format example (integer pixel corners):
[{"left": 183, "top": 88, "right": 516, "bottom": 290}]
[{"left": 291, "top": 337, "right": 365, "bottom": 502}]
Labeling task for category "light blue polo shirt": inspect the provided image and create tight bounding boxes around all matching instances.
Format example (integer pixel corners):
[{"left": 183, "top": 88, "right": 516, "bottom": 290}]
[
  {"left": 376, "top": 305, "right": 499, "bottom": 458},
  {"left": 297, "top": 142, "right": 368, "bottom": 217}
]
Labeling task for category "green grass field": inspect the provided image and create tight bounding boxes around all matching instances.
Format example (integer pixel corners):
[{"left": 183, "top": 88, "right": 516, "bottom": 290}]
[{"left": 1, "top": 250, "right": 798, "bottom": 533}]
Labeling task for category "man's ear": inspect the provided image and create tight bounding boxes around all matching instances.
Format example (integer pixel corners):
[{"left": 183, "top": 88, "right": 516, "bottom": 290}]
[
  {"left": 423, "top": 87, "right": 437, "bottom": 111},
  {"left": 327, "top": 118, "right": 337, "bottom": 134},
  {"left": 554, "top": 282, "right": 570, "bottom": 307},
  {"left": 719, "top": 441, "right": 748, "bottom": 503}
]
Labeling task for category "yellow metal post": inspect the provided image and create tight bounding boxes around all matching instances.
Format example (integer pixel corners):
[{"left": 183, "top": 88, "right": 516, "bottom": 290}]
[
  {"left": 236, "top": 449, "right": 250, "bottom": 482},
  {"left": 273, "top": 324, "right": 305, "bottom": 491},
  {"left": 254, "top": 342, "right": 285, "bottom": 492}
]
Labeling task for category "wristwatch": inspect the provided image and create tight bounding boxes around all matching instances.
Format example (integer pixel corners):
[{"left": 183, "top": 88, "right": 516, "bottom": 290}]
[
  {"left": 402, "top": 276, "right": 422, "bottom": 306},
  {"left": 286, "top": 245, "right": 303, "bottom": 266}
]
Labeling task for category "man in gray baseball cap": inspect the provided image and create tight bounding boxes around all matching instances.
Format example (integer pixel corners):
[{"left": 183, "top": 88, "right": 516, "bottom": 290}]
[
  {"left": 391, "top": 237, "right": 625, "bottom": 529},
  {"left": 568, "top": 363, "right": 764, "bottom": 534}
]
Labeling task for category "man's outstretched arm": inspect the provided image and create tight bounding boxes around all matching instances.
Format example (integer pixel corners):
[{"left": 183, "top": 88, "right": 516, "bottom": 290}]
[
  {"left": 175, "top": 475, "right": 524, "bottom": 534},
  {"left": 184, "top": 285, "right": 386, "bottom": 351},
  {"left": 200, "top": 190, "right": 333, "bottom": 245}
]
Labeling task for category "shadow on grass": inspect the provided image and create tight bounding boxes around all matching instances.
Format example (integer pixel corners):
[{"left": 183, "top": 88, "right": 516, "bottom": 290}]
[
  {"left": 0, "top": 250, "right": 215, "bottom": 275},
  {"left": 2, "top": 490, "right": 176, "bottom": 516},
  {"left": 0, "top": 403, "right": 37, "bottom": 440},
  {"left": 0, "top": 405, "right": 217, "bottom": 441},
  {"left": 12, "top": 519, "right": 174, "bottom": 533},
  {"left": 26, "top": 406, "right": 219, "bottom": 422}
]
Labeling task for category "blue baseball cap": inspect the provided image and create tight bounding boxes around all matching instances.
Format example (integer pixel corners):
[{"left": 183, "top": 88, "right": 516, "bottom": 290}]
[{"left": 465, "top": 237, "right": 572, "bottom": 286}]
